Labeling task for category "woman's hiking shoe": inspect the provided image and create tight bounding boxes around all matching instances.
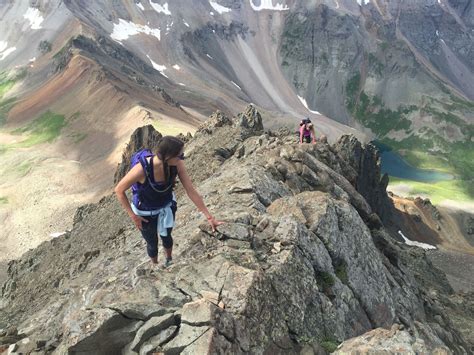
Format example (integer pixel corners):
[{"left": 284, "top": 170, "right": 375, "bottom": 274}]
[{"left": 163, "top": 258, "right": 173, "bottom": 268}]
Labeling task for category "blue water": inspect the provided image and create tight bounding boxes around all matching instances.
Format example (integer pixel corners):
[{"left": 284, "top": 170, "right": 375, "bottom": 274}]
[{"left": 372, "top": 141, "right": 454, "bottom": 183}]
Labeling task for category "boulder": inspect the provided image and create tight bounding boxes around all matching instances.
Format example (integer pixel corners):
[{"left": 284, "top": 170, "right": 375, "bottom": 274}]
[
  {"left": 130, "top": 313, "right": 177, "bottom": 352},
  {"left": 334, "top": 324, "right": 452, "bottom": 354}
]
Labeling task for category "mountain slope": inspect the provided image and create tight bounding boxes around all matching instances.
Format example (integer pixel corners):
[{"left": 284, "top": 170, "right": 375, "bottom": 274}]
[{"left": 0, "top": 0, "right": 473, "bottom": 265}]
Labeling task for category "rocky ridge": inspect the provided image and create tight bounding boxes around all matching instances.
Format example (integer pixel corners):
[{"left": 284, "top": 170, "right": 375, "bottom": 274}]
[{"left": 0, "top": 105, "right": 472, "bottom": 354}]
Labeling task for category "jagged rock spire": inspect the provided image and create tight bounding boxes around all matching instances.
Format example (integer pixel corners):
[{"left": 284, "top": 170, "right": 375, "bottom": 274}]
[
  {"left": 236, "top": 104, "right": 264, "bottom": 138},
  {"left": 113, "top": 124, "right": 162, "bottom": 183}
]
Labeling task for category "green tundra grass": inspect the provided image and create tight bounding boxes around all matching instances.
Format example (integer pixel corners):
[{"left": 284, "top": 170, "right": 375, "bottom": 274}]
[
  {"left": 388, "top": 177, "right": 473, "bottom": 205},
  {"left": 12, "top": 111, "right": 67, "bottom": 147}
]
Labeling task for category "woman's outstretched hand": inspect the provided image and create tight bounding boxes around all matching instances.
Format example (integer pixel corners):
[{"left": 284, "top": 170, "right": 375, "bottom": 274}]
[{"left": 207, "top": 216, "right": 225, "bottom": 232}]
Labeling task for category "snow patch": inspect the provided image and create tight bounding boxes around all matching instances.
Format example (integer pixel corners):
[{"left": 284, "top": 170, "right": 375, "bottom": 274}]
[
  {"left": 24, "top": 7, "right": 44, "bottom": 30},
  {"left": 298, "top": 95, "right": 321, "bottom": 114},
  {"left": 335, "top": 0, "right": 340, "bottom": 9},
  {"left": 183, "top": 20, "right": 190, "bottom": 27},
  {"left": 0, "top": 41, "right": 7, "bottom": 53},
  {"left": 137, "top": 2, "right": 145, "bottom": 11},
  {"left": 111, "top": 19, "right": 161, "bottom": 41},
  {"left": 231, "top": 81, "right": 242, "bottom": 90},
  {"left": 436, "top": 30, "right": 439, "bottom": 37},
  {"left": 210, "top": 11, "right": 214, "bottom": 15},
  {"left": 146, "top": 55, "right": 168, "bottom": 77},
  {"left": 209, "top": 1, "right": 232, "bottom": 14},
  {"left": 29, "top": 57, "right": 36, "bottom": 62},
  {"left": 172, "top": 64, "right": 181, "bottom": 70},
  {"left": 206, "top": 54, "right": 214, "bottom": 59},
  {"left": 150, "top": 2, "right": 171, "bottom": 15},
  {"left": 398, "top": 231, "right": 436, "bottom": 250},
  {"left": 0, "top": 46, "right": 16, "bottom": 61},
  {"left": 440, "top": 38, "right": 446, "bottom": 45},
  {"left": 178, "top": 82, "right": 186, "bottom": 86},
  {"left": 250, "top": 0, "right": 289, "bottom": 11},
  {"left": 356, "top": 0, "right": 370, "bottom": 5},
  {"left": 50, "top": 232, "right": 67, "bottom": 238}
]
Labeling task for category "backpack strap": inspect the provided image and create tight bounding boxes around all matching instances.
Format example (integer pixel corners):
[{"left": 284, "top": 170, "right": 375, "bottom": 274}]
[{"left": 139, "top": 155, "right": 172, "bottom": 193}]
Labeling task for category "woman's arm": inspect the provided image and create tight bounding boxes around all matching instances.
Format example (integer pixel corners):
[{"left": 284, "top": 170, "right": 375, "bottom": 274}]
[
  {"left": 114, "top": 164, "right": 149, "bottom": 229},
  {"left": 299, "top": 126, "right": 304, "bottom": 144},
  {"left": 176, "top": 160, "right": 223, "bottom": 231},
  {"left": 176, "top": 161, "right": 211, "bottom": 217},
  {"left": 311, "top": 127, "right": 317, "bottom": 144}
]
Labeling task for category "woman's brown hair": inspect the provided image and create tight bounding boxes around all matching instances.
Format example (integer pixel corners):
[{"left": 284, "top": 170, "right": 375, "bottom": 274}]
[{"left": 156, "top": 136, "right": 184, "bottom": 182}]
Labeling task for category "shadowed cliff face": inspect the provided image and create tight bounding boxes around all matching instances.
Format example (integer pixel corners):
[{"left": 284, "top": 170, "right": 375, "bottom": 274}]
[{"left": 0, "top": 106, "right": 472, "bottom": 354}]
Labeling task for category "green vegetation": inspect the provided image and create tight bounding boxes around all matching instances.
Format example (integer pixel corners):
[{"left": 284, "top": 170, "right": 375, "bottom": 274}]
[
  {"left": 345, "top": 72, "right": 474, "bottom": 200},
  {"left": 389, "top": 177, "right": 473, "bottom": 204},
  {"left": 448, "top": 95, "right": 474, "bottom": 110},
  {"left": 38, "top": 40, "right": 52, "bottom": 54},
  {"left": 0, "top": 69, "right": 27, "bottom": 124},
  {"left": 399, "top": 150, "right": 451, "bottom": 173},
  {"left": 0, "top": 70, "right": 28, "bottom": 99},
  {"left": 12, "top": 111, "right": 66, "bottom": 147},
  {"left": 345, "top": 73, "right": 414, "bottom": 136},
  {"left": 0, "top": 97, "right": 17, "bottom": 125},
  {"left": 378, "top": 41, "right": 389, "bottom": 51},
  {"left": 334, "top": 261, "right": 348, "bottom": 285},
  {"left": 315, "top": 270, "right": 335, "bottom": 293},
  {"left": 15, "top": 161, "right": 33, "bottom": 177},
  {"left": 368, "top": 53, "right": 384, "bottom": 76},
  {"left": 0, "top": 79, "right": 15, "bottom": 99},
  {"left": 0, "top": 196, "right": 8, "bottom": 205},
  {"left": 321, "top": 339, "right": 340, "bottom": 353},
  {"left": 345, "top": 73, "right": 361, "bottom": 111},
  {"left": 382, "top": 134, "right": 474, "bottom": 197}
]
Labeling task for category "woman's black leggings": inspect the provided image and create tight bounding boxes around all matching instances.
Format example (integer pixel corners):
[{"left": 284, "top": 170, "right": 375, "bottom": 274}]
[{"left": 139, "top": 203, "right": 177, "bottom": 258}]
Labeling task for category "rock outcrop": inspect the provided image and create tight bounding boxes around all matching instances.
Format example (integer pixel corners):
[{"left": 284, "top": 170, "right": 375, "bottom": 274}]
[
  {"left": 113, "top": 125, "right": 163, "bottom": 184},
  {"left": 334, "top": 324, "right": 451, "bottom": 354},
  {"left": 1, "top": 106, "right": 472, "bottom": 354}
]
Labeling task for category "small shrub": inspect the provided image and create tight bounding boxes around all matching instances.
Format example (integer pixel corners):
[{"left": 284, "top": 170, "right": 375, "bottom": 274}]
[
  {"left": 334, "top": 260, "right": 348, "bottom": 284},
  {"left": 321, "top": 340, "right": 339, "bottom": 353},
  {"left": 38, "top": 40, "right": 52, "bottom": 54},
  {"left": 315, "top": 270, "right": 335, "bottom": 292}
]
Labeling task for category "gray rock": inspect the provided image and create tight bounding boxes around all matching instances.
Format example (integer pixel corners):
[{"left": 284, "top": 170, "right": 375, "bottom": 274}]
[
  {"left": 130, "top": 313, "right": 176, "bottom": 352},
  {"left": 138, "top": 326, "right": 178, "bottom": 355},
  {"left": 0, "top": 106, "right": 471, "bottom": 354},
  {"left": 163, "top": 324, "right": 210, "bottom": 353},
  {"left": 334, "top": 324, "right": 452, "bottom": 354},
  {"left": 181, "top": 299, "right": 214, "bottom": 326},
  {"left": 113, "top": 125, "right": 163, "bottom": 184},
  {"left": 64, "top": 308, "right": 143, "bottom": 354}
]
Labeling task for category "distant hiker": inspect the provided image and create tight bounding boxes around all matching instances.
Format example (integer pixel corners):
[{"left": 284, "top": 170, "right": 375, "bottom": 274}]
[
  {"left": 115, "top": 136, "right": 223, "bottom": 267},
  {"left": 299, "top": 118, "right": 316, "bottom": 144}
]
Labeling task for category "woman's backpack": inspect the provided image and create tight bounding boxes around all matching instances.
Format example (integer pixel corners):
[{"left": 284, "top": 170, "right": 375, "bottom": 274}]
[{"left": 130, "top": 149, "right": 176, "bottom": 210}]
